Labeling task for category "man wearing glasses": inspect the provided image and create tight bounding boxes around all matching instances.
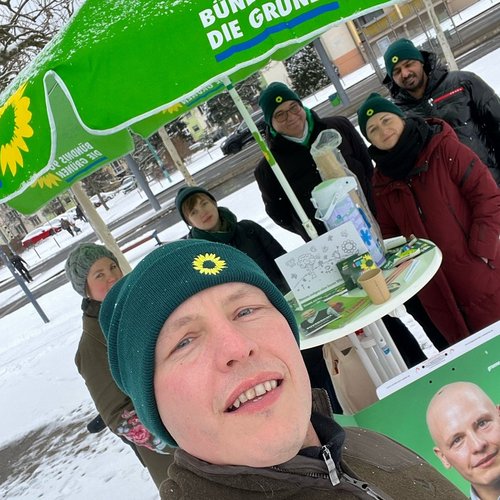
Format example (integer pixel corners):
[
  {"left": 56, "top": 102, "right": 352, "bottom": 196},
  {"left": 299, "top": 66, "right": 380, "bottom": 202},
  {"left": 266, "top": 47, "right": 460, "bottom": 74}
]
[
  {"left": 255, "top": 81, "right": 375, "bottom": 242},
  {"left": 254, "top": 81, "right": 446, "bottom": 380}
]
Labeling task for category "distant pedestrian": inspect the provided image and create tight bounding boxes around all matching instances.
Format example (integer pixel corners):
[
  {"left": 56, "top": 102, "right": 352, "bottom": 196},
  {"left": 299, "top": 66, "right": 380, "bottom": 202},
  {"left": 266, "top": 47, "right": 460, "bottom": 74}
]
[
  {"left": 10, "top": 254, "right": 33, "bottom": 282},
  {"left": 76, "top": 204, "right": 87, "bottom": 223},
  {"left": 60, "top": 218, "right": 74, "bottom": 236}
]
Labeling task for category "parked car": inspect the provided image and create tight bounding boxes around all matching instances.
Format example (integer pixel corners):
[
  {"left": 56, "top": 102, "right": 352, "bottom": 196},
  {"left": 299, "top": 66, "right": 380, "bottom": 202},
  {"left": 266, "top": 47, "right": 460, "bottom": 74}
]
[
  {"left": 120, "top": 176, "right": 137, "bottom": 194},
  {"left": 21, "top": 226, "right": 57, "bottom": 248},
  {"left": 221, "top": 111, "right": 267, "bottom": 155}
]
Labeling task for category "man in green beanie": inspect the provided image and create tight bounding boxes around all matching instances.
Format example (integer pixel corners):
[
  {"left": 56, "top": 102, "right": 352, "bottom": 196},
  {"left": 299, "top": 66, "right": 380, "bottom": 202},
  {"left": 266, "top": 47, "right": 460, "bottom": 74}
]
[
  {"left": 383, "top": 38, "right": 500, "bottom": 184},
  {"left": 254, "top": 81, "right": 375, "bottom": 242},
  {"left": 100, "top": 239, "right": 465, "bottom": 499}
]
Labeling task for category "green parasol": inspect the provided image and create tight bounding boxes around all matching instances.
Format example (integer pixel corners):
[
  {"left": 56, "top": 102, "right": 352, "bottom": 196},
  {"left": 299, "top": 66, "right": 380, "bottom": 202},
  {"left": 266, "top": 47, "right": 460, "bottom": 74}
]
[{"left": 0, "top": 0, "right": 399, "bottom": 228}]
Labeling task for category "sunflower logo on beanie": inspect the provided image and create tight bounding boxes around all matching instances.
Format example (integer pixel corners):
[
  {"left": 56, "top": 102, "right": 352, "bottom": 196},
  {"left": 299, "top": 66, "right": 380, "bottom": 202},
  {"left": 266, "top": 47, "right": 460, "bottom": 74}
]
[
  {"left": 357, "top": 93, "right": 405, "bottom": 139},
  {"left": 259, "top": 82, "right": 301, "bottom": 125},
  {"left": 383, "top": 38, "right": 424, "bottom": 78},
  {"left": 193, "top": 253, "right": 227, "bottom": 275}
]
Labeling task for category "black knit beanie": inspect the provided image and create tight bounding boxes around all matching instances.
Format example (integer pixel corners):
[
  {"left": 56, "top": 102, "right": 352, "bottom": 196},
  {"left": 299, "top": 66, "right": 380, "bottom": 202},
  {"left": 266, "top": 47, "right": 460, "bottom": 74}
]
[{"left": 175, "top": 186, "right": 216, "bottom": 224}]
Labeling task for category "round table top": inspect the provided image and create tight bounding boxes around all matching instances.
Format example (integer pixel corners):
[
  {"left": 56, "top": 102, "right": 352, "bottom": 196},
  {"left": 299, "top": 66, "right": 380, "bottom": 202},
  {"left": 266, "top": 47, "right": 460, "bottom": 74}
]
[{"left": 300, "top": 240, "right": 442, "bottom": 350}]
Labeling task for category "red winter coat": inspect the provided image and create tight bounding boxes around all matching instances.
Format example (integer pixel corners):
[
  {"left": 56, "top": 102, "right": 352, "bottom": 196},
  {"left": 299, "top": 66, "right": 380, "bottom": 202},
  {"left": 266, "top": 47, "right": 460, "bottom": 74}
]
[{"left": 373, "top": 119, "right": 500, "bottom": 344}]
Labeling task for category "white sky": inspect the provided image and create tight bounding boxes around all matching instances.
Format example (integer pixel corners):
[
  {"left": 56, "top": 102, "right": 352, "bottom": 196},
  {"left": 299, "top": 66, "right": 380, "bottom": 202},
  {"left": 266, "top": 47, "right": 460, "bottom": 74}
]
[{"left": 1, "top": 3, "right": 498, "bottom": 496}]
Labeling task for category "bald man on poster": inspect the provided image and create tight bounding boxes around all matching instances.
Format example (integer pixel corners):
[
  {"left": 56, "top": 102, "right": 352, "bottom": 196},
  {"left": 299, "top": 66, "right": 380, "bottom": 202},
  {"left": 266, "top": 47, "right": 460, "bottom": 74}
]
[{"left": 426, "top": 382, "right": 500, "bottom": 500}]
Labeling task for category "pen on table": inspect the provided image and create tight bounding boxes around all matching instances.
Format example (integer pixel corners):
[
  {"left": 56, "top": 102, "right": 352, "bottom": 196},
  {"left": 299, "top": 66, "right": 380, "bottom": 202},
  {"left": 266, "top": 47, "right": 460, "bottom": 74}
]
[{"left": 403, "top": 260, "right": 420, "bottom": 282}]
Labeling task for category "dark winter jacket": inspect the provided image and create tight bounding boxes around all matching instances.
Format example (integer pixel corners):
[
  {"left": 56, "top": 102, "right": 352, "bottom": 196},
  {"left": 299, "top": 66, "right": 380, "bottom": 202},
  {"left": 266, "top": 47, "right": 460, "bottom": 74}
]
[
  {"left": 385, "top": 51, "right": 500, "bottom": 183},
  {"left": 10, "top": 255, "right": 28, "bottom": 271},
  {"left": 76, "top": 299, "right": 173, "bottom": 487},
  {"left": 254, "top": 112, "right": 375, "bottom": 241},
  {"left": 187, "top": 206, "right": 289, "bottom": 292},
  {"left": 372, "top": 119, "right": 500, "bottom": 342},
  {"left": 159, "top": 390, "right": 465, "bottom": 499}
]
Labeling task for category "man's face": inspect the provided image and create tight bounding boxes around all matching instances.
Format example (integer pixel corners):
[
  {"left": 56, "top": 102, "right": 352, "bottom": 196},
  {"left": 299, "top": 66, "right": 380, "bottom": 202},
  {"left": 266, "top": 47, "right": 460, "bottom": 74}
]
[
  {"left": 430, "top": 388, "right": 500, "bottom": 492},
  {"left": 392, "top": 59, "right": 427, "bottom": 96},
  {"left": 154, "top": 282, "right": 312, "bottom": 467},
  {"left": 271, "top": 100, "right": 306, "bottom": 138}
]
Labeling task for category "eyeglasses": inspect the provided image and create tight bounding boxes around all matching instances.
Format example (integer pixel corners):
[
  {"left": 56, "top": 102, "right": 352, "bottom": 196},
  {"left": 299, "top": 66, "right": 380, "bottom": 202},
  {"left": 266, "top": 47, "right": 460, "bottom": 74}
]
[{"left": 272, "top": 102, "right": 302, "bottom": 123}]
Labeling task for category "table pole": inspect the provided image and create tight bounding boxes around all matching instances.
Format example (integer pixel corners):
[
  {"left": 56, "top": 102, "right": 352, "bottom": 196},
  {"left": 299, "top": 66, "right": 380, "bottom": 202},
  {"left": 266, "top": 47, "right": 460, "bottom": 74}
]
[
  {"left": 372, "top": 319, "right": 408, "bottom": 372},
  {"left": 348, "top": 332, "right": 384, "bottom": 386}
]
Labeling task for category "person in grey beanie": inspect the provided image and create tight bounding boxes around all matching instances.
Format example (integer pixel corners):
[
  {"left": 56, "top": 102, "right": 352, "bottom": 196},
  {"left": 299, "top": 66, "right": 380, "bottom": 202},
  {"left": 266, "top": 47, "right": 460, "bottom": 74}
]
[
  {"left": 65, "top": 243, "right": 173, "bottom": 488},
  {"left": 99, "top": 239, "right": 464, "bottom": 499}
]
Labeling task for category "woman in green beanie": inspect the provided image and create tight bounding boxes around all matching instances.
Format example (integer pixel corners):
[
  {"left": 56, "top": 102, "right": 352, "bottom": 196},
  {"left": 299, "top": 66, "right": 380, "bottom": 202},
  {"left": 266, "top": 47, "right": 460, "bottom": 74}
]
[
  {"left": 175, "top": 186, "right": 343, "bottom": 412},
  {"left": 65, "top": 243, "right": 173, "bottom": 488},
  {"left": 357, "top": 93, "right": 500, "bottom": 344}
]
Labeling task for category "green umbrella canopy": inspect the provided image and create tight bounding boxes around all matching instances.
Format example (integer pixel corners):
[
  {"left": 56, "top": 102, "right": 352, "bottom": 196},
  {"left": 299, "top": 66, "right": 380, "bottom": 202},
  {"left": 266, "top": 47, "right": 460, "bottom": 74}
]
[{"left": 0, "top": 0, "right": 397, "bottom": 213}]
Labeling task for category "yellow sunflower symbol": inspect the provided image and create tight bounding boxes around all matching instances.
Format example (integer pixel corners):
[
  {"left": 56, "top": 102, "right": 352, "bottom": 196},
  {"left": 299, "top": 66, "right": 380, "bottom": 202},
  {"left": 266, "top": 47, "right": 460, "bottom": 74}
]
[
  {"left": 192, "top": 253, "right": 227, "bottom": 276},
  {"left": 0, "top": 82, "right": 33, "bottom": 177},
  {"left": 162, "top": 103, "right": 184, "bottom": 114},
  {"left": 31, "top": 173, "right": 62, "bottom": 189},
  {"left": 360, "top": 256, "right": 375, "bottom": 270}
]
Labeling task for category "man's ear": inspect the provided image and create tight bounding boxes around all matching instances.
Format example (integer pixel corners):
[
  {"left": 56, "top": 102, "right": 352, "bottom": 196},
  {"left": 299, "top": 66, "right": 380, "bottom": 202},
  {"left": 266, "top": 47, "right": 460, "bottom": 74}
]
[{"left": 433, "top": 447, "right": 451, "bottom": 469}]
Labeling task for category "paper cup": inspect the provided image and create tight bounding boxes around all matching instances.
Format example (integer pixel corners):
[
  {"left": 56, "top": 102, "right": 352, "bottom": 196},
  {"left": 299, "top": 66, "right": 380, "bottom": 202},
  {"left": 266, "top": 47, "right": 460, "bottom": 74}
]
[{"left": 357, "top": 268, "right": 390, "bottom": 304}]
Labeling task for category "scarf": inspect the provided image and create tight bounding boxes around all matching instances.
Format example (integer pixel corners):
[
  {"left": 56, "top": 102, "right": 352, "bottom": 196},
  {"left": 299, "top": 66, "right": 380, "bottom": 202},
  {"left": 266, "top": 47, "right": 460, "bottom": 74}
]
[
  {"left": 189, "top": 207, "right": 237, "bottom": 244},
  {"left": 368, "top": 116, "right": 433, "bottom": 180}
]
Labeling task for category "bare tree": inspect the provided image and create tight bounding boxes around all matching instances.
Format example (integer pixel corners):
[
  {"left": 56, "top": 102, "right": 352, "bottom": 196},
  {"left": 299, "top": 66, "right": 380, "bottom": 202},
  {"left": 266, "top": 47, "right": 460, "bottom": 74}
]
[{"left": 0, "top": 0, "right": 76, "bottom": 92}]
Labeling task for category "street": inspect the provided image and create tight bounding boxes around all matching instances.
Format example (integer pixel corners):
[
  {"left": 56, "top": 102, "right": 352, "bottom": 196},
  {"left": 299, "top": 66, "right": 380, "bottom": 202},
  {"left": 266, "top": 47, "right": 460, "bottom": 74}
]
[{"left": 0, "top": 4, "right": 499, "bottom": 316}]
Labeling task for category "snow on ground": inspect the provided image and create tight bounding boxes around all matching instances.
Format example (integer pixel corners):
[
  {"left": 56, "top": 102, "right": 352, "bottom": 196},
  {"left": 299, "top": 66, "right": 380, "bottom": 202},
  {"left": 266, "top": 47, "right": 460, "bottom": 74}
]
[{"left": 0, "top": 1, "right": 498, "bottom": 496}]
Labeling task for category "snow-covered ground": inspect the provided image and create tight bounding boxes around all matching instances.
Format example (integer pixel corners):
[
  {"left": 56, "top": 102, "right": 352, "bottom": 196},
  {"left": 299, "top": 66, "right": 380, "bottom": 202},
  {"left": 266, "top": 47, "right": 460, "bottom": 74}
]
[{"left": 1, "top": 3, "right": 498, "bottom": 497}]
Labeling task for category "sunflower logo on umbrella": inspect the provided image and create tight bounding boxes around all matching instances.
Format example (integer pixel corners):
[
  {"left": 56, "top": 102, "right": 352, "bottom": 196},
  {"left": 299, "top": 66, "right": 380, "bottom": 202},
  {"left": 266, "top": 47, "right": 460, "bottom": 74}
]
[
  {"left": 0, "top": 82, "right": 33, "bottom": 177},
  {"left": 31, "top": 172, "right": 62, "bottom": 189}
]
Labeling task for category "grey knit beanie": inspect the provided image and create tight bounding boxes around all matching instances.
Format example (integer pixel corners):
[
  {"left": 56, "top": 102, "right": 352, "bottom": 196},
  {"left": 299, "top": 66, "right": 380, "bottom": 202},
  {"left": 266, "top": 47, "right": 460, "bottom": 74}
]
[
  {"left": 99, "top": 239, "right": 298, "bottom": 447},
  {"left": 65, "top": 243, "right": 119, "bottom": 296}
]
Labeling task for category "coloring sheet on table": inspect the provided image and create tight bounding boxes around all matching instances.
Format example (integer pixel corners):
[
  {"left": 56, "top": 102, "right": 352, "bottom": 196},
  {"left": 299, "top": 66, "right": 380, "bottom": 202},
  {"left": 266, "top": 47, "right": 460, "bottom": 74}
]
[{"left": 275, "top": 221, "right": 368, "bottom": 306}]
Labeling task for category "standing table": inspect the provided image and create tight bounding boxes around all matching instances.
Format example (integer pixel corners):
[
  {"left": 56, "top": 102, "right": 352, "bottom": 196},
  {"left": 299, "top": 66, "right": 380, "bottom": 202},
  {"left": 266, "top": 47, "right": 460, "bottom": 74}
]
[{"left": 300, "top": 240, "right": 442, "bottom": 386}]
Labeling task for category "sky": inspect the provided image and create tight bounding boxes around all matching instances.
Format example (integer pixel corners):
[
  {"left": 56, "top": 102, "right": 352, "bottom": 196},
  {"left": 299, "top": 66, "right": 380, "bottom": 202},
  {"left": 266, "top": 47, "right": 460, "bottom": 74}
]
[{"left": 1, "top": 4, "right": 499, "bottom": 498}]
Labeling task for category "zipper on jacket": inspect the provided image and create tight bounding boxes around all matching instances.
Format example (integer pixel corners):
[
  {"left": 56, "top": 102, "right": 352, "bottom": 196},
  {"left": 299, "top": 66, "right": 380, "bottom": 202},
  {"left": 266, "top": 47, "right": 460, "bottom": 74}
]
[
  {"left": 430, "top": 86, "right": 465, "bottom": 106},
  {"left": 407, "top": 177, "right": 426, "bottom": 222},
  {"left": 321, "top": 445, "right": 340, "bottom": 486},
  {"left": 340, "top": 469, "right": 385, "bottom": 500}
]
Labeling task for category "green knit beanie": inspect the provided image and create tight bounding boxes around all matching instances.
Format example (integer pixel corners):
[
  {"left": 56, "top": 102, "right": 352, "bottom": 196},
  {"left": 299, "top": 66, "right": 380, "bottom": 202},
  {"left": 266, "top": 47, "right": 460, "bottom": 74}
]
[
  {"left": 357, "top": 93, "right": 405, "bottom": 138},
  {"left": 65, "top": 243, "right": 119, "bottom": 297},
  {"left": 384, "top": 38, "right": 424, "bottom": 78},
  {"left": 175, "top": 186, "right": 216, "bottom": 224},
  {"left": 259, "top": 82, "right": 301, "bottom": 125},
  {"left": 99, "top": 239, "right": 299, "bottom": 447}
]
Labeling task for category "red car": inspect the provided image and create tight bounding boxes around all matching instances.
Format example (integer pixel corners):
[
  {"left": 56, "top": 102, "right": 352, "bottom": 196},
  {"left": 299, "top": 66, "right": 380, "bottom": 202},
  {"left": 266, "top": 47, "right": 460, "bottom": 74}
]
[{"left": 21, "top": 225, "right": 61, "bottom": 248}]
